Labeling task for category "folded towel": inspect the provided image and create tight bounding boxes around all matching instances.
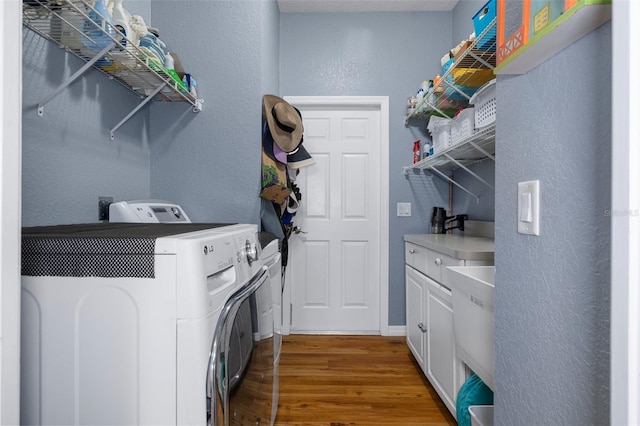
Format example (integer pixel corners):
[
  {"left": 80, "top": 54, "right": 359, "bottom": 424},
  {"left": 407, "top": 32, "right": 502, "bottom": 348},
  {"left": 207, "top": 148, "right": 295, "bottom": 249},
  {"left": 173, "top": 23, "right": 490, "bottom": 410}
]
[{"left": 456, "top": 374, "right": 493, "bottom": 426}]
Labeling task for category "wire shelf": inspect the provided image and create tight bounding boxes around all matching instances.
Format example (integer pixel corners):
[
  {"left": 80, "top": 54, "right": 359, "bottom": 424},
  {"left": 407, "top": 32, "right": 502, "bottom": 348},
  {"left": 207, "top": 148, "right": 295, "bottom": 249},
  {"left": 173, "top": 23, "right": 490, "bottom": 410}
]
[
  {"left": 404, "top": 17, "right": 497, "bottom": 123},
  {"left": 22, "top": 0, "right": 203, "bottom": 139}
]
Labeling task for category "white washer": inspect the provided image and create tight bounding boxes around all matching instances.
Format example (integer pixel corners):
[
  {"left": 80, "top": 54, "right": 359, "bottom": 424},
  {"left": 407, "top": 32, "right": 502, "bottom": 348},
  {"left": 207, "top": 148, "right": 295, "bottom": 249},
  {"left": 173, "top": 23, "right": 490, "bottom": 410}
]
[
  {"left": 260, "top": 233, "right": 282, "bottom": 355},
  {"left": 20, "top": 221, "right": 272, "bottom": 426}
]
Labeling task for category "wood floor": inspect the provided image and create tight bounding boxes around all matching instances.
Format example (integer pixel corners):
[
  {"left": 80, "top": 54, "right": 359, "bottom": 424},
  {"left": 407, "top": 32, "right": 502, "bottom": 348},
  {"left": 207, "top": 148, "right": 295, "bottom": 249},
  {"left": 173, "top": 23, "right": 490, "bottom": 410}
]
[{"left": 275, "top": 334, "right": 457, "bottom": 426}]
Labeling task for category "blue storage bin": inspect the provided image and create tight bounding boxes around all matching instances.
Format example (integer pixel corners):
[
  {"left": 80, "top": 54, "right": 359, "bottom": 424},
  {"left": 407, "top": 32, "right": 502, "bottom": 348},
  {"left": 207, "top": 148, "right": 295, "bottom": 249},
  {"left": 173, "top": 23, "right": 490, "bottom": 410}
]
[{"left": 472, "top": 0, "right": 496, "bottom": 51}]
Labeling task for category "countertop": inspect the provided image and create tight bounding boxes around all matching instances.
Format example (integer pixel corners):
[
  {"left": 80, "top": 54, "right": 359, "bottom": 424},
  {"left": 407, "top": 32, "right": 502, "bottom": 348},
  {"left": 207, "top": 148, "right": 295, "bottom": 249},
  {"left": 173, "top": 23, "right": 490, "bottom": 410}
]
[{"left": 404, "top": 234, "right": 495, "bottom": 261}]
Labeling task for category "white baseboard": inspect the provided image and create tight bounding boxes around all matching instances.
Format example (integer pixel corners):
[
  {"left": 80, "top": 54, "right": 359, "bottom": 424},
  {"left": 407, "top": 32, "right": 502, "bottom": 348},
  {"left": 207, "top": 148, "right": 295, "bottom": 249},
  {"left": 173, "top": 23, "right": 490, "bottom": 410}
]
[{"left": 386, "top": 326, "right": 406, "bottom": 337}]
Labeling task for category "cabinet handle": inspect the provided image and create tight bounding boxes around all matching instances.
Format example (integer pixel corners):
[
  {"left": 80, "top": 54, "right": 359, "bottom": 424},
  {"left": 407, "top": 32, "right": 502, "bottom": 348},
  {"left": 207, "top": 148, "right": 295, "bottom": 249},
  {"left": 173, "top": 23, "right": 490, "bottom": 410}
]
[
  {"left": 417, "top": 322, "right": 427, "bottom": 333},
  {"left": 434, "top": 258, "right": 442, "bottom": 266},
  {"left": 409, "top": 248, "right": 415, "bottom": 254}
]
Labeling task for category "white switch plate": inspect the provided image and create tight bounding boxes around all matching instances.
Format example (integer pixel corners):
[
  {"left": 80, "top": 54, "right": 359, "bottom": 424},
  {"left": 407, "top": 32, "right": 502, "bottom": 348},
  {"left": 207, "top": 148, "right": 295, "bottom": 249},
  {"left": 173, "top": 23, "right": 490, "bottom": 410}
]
[
  {"left": 397, "top": 202, "right": 411, "bottom": 217},
  {"left": 517, "top": 180, "right": 540, "bottom": 235}
]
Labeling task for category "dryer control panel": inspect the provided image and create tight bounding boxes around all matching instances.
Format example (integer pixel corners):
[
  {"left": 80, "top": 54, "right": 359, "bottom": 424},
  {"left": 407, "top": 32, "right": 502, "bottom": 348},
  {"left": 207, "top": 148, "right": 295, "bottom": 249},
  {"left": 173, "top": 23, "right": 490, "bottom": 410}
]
[{"left": 109, "top": 200, "right": 191, "bottom": 223}]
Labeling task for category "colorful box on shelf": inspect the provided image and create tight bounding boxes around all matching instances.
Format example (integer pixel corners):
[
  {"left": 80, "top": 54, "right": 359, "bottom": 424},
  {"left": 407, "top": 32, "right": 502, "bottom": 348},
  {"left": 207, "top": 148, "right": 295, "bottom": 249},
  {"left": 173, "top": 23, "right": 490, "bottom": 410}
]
[
  {"left": 496, "top": 0, "right": 611, "bottom": 73},
  {"left": 473, "top": 0, "right": 497, "bottom": 51}
]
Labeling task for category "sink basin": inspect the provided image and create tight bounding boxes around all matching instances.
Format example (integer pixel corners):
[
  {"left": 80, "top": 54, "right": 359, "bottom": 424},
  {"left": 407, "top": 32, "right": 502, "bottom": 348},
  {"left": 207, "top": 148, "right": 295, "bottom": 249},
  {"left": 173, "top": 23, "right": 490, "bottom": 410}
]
[{"left": 445, "top": 266, "right": 495, "bottom": 391}]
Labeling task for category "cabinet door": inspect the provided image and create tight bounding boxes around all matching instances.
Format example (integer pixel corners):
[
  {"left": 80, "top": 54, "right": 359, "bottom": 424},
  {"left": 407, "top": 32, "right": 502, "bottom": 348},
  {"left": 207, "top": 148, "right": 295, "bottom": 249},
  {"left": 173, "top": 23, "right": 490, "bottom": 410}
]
[
  {"left": 405, "top": 242, "right": 428, "bottom": 275},
  {"left": 405, "top": 266, "right": 426, "bottom": 371},
  {"left": 425, "top": 276, "right": 464, "bottom": 419}
]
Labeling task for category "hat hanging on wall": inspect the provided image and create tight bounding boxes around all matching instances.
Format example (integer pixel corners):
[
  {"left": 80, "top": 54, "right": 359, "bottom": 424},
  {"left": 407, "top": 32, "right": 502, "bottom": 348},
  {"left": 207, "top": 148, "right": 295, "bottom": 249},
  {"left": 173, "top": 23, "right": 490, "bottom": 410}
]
[
  {"left": 262, "top": 119, "right": 288, "bottom": 164},
  {"left": 260, "top": 148, "right": 292, "bottom": 205},
  {"left": 287, "top": 144, "right": 315, "bottom": 169},
  {"left": 263, "top": 94, "right": 304, "bottom": 153}
]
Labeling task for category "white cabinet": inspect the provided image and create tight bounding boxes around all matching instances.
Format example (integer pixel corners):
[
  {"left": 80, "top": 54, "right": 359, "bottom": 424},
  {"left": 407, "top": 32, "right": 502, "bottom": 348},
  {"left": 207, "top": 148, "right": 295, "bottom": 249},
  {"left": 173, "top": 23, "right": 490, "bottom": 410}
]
[
  {"left": 405, "top": 239, "right": 493, "bottom": 419},
  {"left": 406, "top": 266, "right": 426, "bottom": 367},
  {"left": 425, "top": 276, "right": 463, "bottom": 415}
]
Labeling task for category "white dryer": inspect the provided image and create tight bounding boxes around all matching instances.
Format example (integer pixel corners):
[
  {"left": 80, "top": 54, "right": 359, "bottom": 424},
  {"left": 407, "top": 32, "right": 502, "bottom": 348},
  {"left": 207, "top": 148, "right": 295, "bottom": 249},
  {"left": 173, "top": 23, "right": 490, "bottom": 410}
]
[{"left": 20, "top": 220, "right": 277, "bottom": 426}]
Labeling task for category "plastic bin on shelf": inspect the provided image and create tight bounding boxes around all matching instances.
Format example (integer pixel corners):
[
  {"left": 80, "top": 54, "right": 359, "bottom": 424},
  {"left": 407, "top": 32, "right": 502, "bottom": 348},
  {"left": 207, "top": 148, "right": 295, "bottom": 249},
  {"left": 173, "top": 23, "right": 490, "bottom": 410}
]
[
  {"left": 469, "top": 79, "right": 496, "bottom": 129},
  {"left": 469, "top": 405, "right": 494, "bottom": 426},
  {"left": 473, "top": 0, "right": 497, "bottom": 51},
  {"left": 441, "top": 58, "right": 493, "bottom": 101},
  {"left": 451, "top": 107, "right": 476, "bottom": 145},
  {"left": 427, "top": 116, "right": 452, "bottom": 154}
]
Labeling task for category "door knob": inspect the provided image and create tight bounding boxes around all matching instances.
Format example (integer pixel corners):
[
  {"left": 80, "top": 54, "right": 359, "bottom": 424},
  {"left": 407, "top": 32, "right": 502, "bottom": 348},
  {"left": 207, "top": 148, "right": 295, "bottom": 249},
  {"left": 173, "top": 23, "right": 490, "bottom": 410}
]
[
  {"left": 293, "top": 226, "right": 307, "bottom": 235},
  {"left": 418, "top": 322, "right": 427, "bottom": 333}
]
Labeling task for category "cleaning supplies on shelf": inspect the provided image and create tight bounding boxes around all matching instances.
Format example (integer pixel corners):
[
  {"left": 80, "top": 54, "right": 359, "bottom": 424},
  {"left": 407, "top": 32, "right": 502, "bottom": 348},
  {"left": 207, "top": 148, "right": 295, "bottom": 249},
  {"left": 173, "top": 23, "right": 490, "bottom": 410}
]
[
  {"left": 164, "top": 52, "right": 188, "bottom": 92},
  {"left": 413, "top": 140, "right": 421, "bottom": 164},
  {"left": 110, "top": 0, "right": 133, "bottom": 47},
  {"left": 422, "top": 140, "right": 433, "bottom": 159},
  {"left": 183, "top": 74, "right": 198, "bottom": 98},
  {"left": 82, "top": 0, "right": 117, "bottom": 51}
]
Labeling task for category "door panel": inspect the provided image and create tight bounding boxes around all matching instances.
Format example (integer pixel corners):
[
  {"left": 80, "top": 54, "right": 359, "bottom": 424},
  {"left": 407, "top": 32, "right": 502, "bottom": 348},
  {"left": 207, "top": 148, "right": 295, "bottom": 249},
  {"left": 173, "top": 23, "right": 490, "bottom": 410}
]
[{"left": 289, "top": 105, "right": 381, "bottom": 333}]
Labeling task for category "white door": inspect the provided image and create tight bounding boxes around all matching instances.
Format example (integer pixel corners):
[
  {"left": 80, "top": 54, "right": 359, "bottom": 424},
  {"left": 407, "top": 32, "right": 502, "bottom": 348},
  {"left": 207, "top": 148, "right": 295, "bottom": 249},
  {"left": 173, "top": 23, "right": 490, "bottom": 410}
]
[{"left": 284, "top": 97, "right": 388, "bottom": 334}]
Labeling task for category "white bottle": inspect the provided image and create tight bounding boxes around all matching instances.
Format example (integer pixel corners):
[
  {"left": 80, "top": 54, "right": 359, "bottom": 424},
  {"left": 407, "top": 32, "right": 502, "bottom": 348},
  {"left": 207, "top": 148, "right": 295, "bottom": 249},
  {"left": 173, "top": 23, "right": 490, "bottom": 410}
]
[
  {"left": 422, "top": 141, "right": 432, "bottom": 159},
  {"left": 111, "top": 0, "right": 133, "bottom": 47},
  {"left": 164, "top": 52, "right": 174, "bottom": 70}
]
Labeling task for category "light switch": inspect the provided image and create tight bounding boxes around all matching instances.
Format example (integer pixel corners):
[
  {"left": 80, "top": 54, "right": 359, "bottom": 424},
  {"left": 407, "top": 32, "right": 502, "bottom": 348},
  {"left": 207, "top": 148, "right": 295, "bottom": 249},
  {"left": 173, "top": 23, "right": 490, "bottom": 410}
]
[
  {"left": 520, "top": 192, "right": 532, "bottom": 222},
  {"left": 517, "top": 180, "right": 540, "bottom": 235},
  {"left": 397, "top": 202, "right": 411, "bottom": 217}
]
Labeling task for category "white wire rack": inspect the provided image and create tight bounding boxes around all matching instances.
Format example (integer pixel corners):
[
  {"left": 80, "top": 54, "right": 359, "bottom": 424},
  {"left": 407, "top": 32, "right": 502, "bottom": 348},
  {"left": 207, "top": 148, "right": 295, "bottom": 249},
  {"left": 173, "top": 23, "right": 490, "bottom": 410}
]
[
  {"left": 404, "top": 17, "right": 497, "bottom": 124},
  {"left": 23, "top": 0, "right": 203, "bottom": 140},
  {"left": 404, "top": 124, "right": 495, "bottom": 202}
]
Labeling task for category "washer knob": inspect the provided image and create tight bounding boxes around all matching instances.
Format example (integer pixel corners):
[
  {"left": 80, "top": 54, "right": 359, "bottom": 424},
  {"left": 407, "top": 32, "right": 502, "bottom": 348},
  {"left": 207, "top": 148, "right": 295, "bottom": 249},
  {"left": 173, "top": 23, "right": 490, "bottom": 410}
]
[{"left": 245, "top": 239, "right": 259, "bottom": 265}]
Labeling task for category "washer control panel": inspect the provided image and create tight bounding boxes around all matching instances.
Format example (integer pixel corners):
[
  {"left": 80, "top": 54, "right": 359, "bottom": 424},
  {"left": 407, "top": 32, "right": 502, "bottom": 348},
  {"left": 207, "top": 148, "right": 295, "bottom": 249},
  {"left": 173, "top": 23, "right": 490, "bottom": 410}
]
[{"left": 109, "top": 200, "right": 192, "bottom": 223}]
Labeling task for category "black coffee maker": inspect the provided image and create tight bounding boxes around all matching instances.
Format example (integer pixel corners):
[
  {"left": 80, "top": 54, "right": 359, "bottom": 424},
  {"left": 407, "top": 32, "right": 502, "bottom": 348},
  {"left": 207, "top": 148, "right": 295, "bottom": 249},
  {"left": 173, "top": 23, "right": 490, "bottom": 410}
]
[{"left": 430, "top": 207, "right": 468, "bottom": 234}]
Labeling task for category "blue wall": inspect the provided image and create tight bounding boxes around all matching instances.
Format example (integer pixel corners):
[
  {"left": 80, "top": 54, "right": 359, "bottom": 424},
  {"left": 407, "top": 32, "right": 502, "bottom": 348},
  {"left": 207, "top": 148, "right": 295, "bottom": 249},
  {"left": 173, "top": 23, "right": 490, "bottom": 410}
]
[
  {"left": 280, "top": 11, "right": 456, "bottom": 326},
  {"left": 22, "top": 27, "right": 151, "bottom": 227},
  {"left": 148, "top": 0, "right": 279, "bottom": 225},
  {"left": 22, "top": 0, "right": 279, "bottom": 227},
  {"left": 494, "top": 23, "right": 611, "bottom": 425}
]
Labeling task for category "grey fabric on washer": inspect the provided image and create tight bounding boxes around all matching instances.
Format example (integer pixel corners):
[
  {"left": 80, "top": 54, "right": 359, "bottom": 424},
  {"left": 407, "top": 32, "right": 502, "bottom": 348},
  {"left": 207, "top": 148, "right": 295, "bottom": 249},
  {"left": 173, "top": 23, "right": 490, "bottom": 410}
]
[
  {"left": 260, "top": 198, "right": 285, "bottom": 241},
  {"left": 21, "top": 223, "right": 235, "bottom": 278}
]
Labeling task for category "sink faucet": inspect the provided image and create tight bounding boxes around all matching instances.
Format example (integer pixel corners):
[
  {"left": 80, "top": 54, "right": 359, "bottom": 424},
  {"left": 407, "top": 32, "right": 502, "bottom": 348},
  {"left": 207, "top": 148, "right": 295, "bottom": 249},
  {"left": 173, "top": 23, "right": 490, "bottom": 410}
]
[{"left": 445, "top": 214, "right": 468, "bottom": 233}]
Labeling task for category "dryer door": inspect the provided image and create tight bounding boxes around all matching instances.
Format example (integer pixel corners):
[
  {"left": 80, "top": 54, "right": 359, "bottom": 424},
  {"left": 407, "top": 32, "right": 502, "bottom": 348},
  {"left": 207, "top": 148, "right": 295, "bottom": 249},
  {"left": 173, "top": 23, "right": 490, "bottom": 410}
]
[{"left": 207, "top": 268, "right": 277, "bottom": 426}]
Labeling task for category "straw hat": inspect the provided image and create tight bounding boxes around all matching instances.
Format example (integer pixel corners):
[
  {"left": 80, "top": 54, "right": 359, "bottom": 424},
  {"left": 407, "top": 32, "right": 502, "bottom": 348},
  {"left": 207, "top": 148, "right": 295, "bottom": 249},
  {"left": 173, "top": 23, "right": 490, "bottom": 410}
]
[{"left": 263, "top": 95, "right": 303, "bottom": 152}]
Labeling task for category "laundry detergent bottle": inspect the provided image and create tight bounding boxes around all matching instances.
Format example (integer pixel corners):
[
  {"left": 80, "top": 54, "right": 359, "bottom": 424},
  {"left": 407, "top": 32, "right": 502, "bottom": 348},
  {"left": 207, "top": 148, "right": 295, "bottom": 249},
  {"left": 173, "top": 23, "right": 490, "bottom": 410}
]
[
  {"left": 110, "top": 0, "right": 134, "bottom": 47},
  {"left": 82, "top": 0, "right": 117, "bottom": 51}
]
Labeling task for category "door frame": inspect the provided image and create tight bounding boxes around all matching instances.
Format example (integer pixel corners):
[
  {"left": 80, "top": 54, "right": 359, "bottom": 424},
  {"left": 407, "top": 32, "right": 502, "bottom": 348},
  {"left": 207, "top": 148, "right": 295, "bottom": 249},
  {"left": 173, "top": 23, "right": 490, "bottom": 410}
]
[
  {"left": 611, "top": 1, "right": 639, "bottom": 425},
  {"left": 282, "top": 96, "right": 390, "bottom": 336},
  {"left": 1, "top": 1, "right": 23, "bottom": 424}
]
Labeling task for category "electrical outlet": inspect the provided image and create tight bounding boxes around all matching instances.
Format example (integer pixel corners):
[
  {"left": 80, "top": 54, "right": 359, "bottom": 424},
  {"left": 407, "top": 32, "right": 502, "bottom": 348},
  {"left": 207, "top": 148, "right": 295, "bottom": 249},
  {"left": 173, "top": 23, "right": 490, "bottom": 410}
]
[
  {"left": 397, "top": 202, "right": 411, "bottom": 217},
  {"left": 98, "top": 196, "right": 113, "bottom": 221}
]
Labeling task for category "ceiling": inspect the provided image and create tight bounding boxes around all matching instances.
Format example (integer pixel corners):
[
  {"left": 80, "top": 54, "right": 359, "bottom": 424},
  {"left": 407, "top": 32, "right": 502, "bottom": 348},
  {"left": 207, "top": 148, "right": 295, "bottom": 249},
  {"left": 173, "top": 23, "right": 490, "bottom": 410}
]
[{"left": 277, "top": 0, "right": 460, "bottom": 13}]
